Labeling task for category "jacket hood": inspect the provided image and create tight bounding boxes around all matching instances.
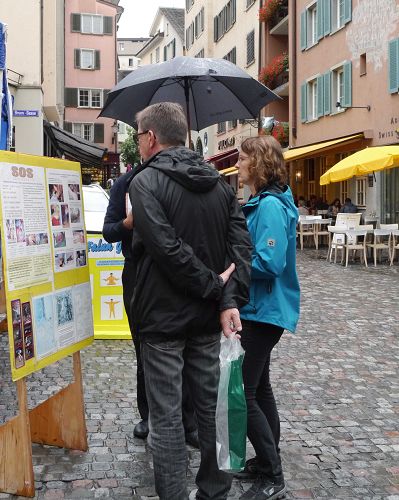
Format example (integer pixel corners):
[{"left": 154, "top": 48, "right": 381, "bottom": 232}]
[
  {"left": 244, "top": 184, "right": 297, "bottom": 214},
  {"left": 144, "top": 146, "right": 220, "bottom": 193}
]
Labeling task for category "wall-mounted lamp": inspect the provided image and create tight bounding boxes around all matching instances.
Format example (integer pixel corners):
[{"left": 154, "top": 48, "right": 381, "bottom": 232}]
[
  {"left": 295, "top": 169, "right": 302, "bottom": 183},
  {"left": 336, "top": 101, "right": 371, "bottom": 111}
]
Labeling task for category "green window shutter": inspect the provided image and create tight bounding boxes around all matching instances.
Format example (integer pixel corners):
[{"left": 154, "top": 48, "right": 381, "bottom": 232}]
[
  {"left": 103, "top": 16, "right": 113, "bottom": 35},
  {"left": 323, "top": 0, "right": 331, "bottom": 36},
  {"left": 317, "top": 75, "right": 324, "bottom": 117},
  {"left": 71, "top": 14, "right": 81, "bottom": 32},
  {"left": 214, "top": 16, "right": 218, "bottom": 42},
  {"left": 388, "top": 38, "right": 399, "bottom": 94},
  {"left": 94, "top": 50, "right": 101, "bottom": 70},
  {"left": 301, "top": 82, "right": 307, "bottom": 122},
  {"left": 94, "top": 124, "right": 104, "bottom": 143},
  {"left": 342, "top": 61, "right": 352, "bottom": 107},
  {"left": 324, "top": 71, "right": 331, "bottom": 115},
  {"left": 64, "top": 88, "right": 78, "bottom": 107},
  {"left": 63, "top": 122, "right": 72, "bottom": 133},
  {"left": 300, "top": 11, "right": 307, "bottom": 51},
  {"left": 317, "top": 0, "right": 323, "bottom": 40},
  {"left": 344, "top": 0, "right": 352, "bottom": 24},
  {"left": 74, "top": 49, "right": 81, "bottom": 69}
]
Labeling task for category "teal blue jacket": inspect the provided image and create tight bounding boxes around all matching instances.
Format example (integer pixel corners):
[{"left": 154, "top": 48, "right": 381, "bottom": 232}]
[{"left": 240, "top": 185, "right": 300, "bottom": 333}]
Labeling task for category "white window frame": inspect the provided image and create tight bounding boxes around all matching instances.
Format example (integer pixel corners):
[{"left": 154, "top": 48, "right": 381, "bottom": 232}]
[
  {"left": 78, "top": 89, "right": 103, "bottom": 108},
  {"left": 307, "top": 3, "right": 318, "bottom": 47},
  {"left": 155, "top": 47, "right": 160, "bottom": 63},
  {"left": 81, "top": 14, "right": 103, "bottom": 34},
  {"left": 332, "top": 65, "right": 344, "bottom": 111},
  {"left": 356, "top": 177, "right": 367, "bottom": 207},
  {"left": 80, "top": 49, "right": 95, "bottom": 69},
  {"left": 72, "top": 123, "right": 94, "bottom": 142},
  {"left": 307, "top": 78, "right": 318, "bottom": 121},
  {"left": 331, "top": 0, "right": 345, "bottom": 31},
  {"left": 340, "top": 180, "right": 348, "bottom": 202}
]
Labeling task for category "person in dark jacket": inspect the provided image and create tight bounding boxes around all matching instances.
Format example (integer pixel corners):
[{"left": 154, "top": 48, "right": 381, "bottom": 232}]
[
  {"left": 102, "top": 170, "right": 199, "bottom": 447},
  {"left": 340, "top": 197, "right": 358, "bottom": 213},
  {"left": 235, "top": 136, "right": 300, "bottom": 500},
  {"left": 129, "top": 102, "right": 252, "bottom": 500}
]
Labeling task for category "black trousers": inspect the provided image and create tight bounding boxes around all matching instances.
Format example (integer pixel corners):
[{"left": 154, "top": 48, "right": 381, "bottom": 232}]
[
  {"left": 122, "top": 261, "right": 197, "bottom": 433},
  {"left": 240, "top": 320, "right": 284, "bottom": 482}
]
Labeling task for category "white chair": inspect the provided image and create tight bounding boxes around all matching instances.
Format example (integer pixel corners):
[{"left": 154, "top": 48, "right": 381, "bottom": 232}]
[
  {"left": 327, "top": 225, "right": 347, "bottom": 263},
  {"left": 314, "top": 218, "right": 332, "bottom": 250},
  {"left": 345, "top": 228, "right": 370, "bottom": 267},
  {"left": 366, "top": 226, "right": 396, "bottom": 266},
  {"left": 297, "top": 217, "right": 316, "bottom": 250},
  {"left": 391, "top": 229, "right": 399, "bottom": 266},
  {"left": 317, "top": 210, "right": 328, "bottom": 218}
]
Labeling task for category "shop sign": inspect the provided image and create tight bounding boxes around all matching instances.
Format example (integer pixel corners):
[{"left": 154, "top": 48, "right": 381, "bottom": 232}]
[
  {"left": 218, "top": 136, "right": 235, "bottom": 151},
  {"left": 377, "top": 115, "right": 399, "bottom": 141}
]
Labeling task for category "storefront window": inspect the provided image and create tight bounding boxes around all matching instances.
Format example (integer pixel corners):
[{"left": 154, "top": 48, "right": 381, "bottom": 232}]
[{"left": 381, "top": 168, "right": 399, "bottom": 223}]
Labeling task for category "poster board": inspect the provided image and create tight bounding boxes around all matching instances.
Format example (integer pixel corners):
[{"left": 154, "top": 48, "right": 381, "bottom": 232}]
[
  {"left": 87, "top": 234, "right": 130, "bottom": 339},
  {"left": 0, "top": 151, "right": 94, "bottom": 381}
]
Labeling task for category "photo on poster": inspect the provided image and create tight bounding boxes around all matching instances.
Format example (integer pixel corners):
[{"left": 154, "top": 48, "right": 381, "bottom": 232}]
[
  {"left": 24, "top": 325, "right": 35, "bottom": 360},
  {"left": 73, "top": 230, "right": 85, "bottom": 245},
  {"left": 65, "top": 252, "right": 74, "bottom": 267},
  {"left": 14, "top": 342, "right": 25, "bottom": 369},
  {"left": 6, "top": 219, "right": 16, "bottom": 241},
  {"left": 11, "top": 299, "right": 21, "bottom": 325},
  {"left": 70, "top": 207, "right": 81, "bottom": 224},
  {"left": 101, "top": 270, "right": 122, "bottom": 287},
  {"left": 68, "top": 183, "right": 81, "bottom": 201},
  {"left": 53, "top": 231, "right": 66, "bottom": 248},
  {"left": 61, "top": 204, "right": 70, "bottom": 228},
  {"left": 33, "top": 294, "right": 56, "bottom": 359},
  {"left": 49, "top": 184, "right": 64, "bottom": 203},
  {"left": 15, "top": 218, "right": 25, "bottom": 243},
  {"left": 22, "top": 302, "right": 32, "bottom": 325},
  {"left": 26, "top": 233, "right": 39, "bottom": 246},
  {"left": 73, "top": 282, "right": 94, "bottom": 341},
  {"left": 55, "top": 252, "right": 66, "bottom": 270},
  {"left": 56, "top": 290, "right": 74, "bottom": 326},
  {"left": 101, "top": 295, "right": 123, "bottom": 320},
  {"left": 13, "top": 325, "right": 22, "bottom": 342},
  {"left": 38, "top": 232, "right": 49, "bottom": 244},
  {"left": 76, "top": 250, "right": 86, "bottom": 267},
  {"left": 51, "top": 204, "right": 61, "bottom": 226}
]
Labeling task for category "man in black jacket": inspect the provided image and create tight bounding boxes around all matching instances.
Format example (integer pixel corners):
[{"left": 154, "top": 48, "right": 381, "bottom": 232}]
[{"left": 129, "top": 102, "right": 252, "bottom": 500}]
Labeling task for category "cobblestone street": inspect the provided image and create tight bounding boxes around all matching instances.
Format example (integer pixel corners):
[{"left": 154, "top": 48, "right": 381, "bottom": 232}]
[{"left": 1, "top": 251, "right": 398, "bottom": 499}]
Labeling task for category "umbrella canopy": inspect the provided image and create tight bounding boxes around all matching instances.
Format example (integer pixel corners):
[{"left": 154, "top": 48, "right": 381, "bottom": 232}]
[
  {"left": 320, "top": 146, "right": 399, "bottom": 185},
  {"left": 99, "top": 56, "right": 280, "bottom": 132}
]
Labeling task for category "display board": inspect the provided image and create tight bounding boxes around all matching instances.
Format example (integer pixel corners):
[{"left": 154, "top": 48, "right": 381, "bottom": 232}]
[
  {"left": 88, "top": 234, "right": 130, "bottom": 339},
  {"left": 0, "top": 151, "right": 94, "bottom": 381}
]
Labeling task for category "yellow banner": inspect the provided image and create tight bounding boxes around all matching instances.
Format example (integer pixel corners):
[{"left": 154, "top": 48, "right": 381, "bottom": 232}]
[{"left": 0, "top": 151, "right": 94, "bottom": 381}]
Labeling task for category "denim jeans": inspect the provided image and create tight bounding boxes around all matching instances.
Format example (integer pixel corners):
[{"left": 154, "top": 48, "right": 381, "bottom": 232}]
[
  {"left": 141, "top": 331, "right": 232, "bottom": 500},
  {"left": 240, "top": 320, "right": 284, "bottom": 482}
]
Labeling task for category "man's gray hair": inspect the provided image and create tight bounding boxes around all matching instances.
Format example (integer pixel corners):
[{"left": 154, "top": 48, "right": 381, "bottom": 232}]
[{"left": 136, "top": 102, "right": 188, "bottom": 146}]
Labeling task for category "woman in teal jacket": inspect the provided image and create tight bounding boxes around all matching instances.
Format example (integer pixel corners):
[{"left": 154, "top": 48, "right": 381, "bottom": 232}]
[{"left": 237, "top": 136, "right": 300, "bottom": 500}]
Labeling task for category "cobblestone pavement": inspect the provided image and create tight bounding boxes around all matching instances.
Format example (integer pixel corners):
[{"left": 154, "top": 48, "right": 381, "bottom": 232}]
[{"left": 1, "top": 250, "right": 398, "bottom": 499}]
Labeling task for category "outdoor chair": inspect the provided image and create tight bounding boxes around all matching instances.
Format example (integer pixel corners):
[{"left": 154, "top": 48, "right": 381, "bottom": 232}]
[
  {"left": 366, "top": 225, "right": 397, "bottom": 266},
  {"left": 391, "top": 229, "right": 399, "bottom": 266},
  {"left": 297, "top": 216, "right": 316, "bottom": 250},
  {"left": 317, "top": 210, "right": 328, "bottom": 218},
  {"left": 344, "top": 226, "right": 373, "bottom": 267},
  {"left": 327, "top": 225, "right": 346, "bottom": 263},
  {"left": 314, "top": 218, "right": 332, "bottom": 250}
]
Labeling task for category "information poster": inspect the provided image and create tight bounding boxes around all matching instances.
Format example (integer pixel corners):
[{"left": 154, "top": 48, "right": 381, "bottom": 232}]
[
  {"left": 87, "top": 234, "right": 130, "bottom": 339},
  {"left": 0, "top": 151, "right": 94, "bottom": 381}
]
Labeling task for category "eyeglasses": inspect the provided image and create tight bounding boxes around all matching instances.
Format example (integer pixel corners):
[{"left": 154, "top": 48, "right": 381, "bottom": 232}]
[{"left": 134, "top": 130, "right": 149, "bottom": 144}]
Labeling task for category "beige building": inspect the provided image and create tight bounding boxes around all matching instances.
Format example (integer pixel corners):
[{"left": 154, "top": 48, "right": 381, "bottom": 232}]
[
  {"left": 287, "top": 0, "right": 399, "bottom": 222},
  {"left": 0, "top": 0, "right": 64, "bottom": 155}
]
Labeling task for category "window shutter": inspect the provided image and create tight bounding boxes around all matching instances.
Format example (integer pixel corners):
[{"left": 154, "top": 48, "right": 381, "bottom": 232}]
[
  {"left": 94, "top": 124, "right": 104, "bottom": 143},
  {"left": 317, "top": 75, "right": 324, "bottom": 117},
  {"left": 324, "top": 71, "right": 331, "bottom": 115},
  {"left": 214, "top": 16, "right": 218, "bottom": 42},
  {"left": 71, "top": 14, "right": 81, "bottom": 33},
  {"left": 74, "top": 49, "right": 81, "bottom": 69},
  {"left": 94, "top": 50, "right": 101, "bottom": 70},
  {"left": 164, "top": 46, "right": 167, "bottom": 61},
  {"left": 301, "top": 83, "right": 307, "bottom": 123},
  {"left": 300, "top": 11, "right": 307, "bottom": 51},
  {"left": 232, "top": 0, "right": 236, "bottom": 23},
  {"left": 342, "top": 61, "right": 352, "bottom": 107},
  {"left": 172, "top": 38, "right": 176, "bottom": 58},
  {"left": 103, "top": 16, "right": 113, "bottom": 35},
  {"left": 323, "top": 0, "right": 331, "bottom": 36},
  {"left": 388, "top": 38, "right": 399, "bottom": 94},
  {"left": 63, "top": 122, "right": 72, "bottom": 133},
  {"left": 317, "top": 0, "right": 324, "bottom": 40},
  {"left": 64, "top": 88, "right": 78, "bottom": 107},
  {"left": 201, "top": 7, "right": 205, "bottom": 31},
  {"left": 344, "top": 0, "right": 352, "bottom": 24}
]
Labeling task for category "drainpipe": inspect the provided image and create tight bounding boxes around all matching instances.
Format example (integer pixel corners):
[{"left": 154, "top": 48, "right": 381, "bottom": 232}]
[
  {"left": 40, "top": 0, "right": 44, "bottom": 86},
  {"left": 292, "top": 0, "right": 297, "bottom": 139},
  {"left": 258, "top": 0, "right": 264, "bottom": 134}
]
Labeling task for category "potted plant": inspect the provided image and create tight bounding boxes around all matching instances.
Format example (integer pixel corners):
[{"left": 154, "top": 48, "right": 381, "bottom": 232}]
[
  {"left": 259, "top": 53, "right": 288, "bottom": 88},
  {"left": 259, "top": 0, "right": 283, "bottom": 24},
  {"left": 272, "top": 121, "right": 289, "bottom": 146}
]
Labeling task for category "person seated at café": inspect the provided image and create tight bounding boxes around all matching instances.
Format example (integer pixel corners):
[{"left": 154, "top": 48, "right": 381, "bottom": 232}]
[
  {"left": 308, "top": 194, "right": 318, "bottom": 215},
  {"left": 340, "top": 197, "right": 358, "bottom": 213},
  {"left": 328, "top": 198, "right": 341, "bottom": 218},
  {"left": 298, "top": 199, "right": 309, "bottom": 216},
  {"left": 316, "top": 197, "right": 329, "bottom": 210}
]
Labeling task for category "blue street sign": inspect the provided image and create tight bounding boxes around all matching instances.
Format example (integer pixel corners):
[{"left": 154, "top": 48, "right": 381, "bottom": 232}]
[{"left": 13, "top": 110, "right": 40, "bottom": 117}]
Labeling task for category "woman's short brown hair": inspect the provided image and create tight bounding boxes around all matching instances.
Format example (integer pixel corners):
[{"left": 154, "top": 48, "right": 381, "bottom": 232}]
[{"left": 240, "top": 135, "right": 287, "bottom": 192}]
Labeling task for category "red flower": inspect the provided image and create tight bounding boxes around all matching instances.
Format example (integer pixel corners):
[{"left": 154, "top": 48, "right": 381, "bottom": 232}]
[
  {"left": 259, "top": 53, "right": 288, "bottom": 87},
  {"left": 259, "top": 0, "right": 283, "bottom": 23}
]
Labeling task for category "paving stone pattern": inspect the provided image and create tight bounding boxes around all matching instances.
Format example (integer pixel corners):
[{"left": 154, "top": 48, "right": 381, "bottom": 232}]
[{"left": 0, "top": 250, "right": 398, "bottom": 499}]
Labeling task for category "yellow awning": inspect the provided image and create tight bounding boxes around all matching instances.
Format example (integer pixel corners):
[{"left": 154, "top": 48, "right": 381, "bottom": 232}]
[
  {"left": 219, "top": 166, "right": 238, "bottom": 175},
  {"left": 283, "top": 134, "right": 364, "bottom": 162}
]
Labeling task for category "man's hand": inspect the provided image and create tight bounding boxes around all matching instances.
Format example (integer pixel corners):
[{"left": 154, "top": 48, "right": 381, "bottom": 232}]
[
  {"left": 123, "top": 211, "right": 134, "bottom": 230},
  {"left": 220, "top": 308, "right": 242, "bottom": 338},
  {"left": 219, "top": 263, "right": 235, "bottom": 285}
]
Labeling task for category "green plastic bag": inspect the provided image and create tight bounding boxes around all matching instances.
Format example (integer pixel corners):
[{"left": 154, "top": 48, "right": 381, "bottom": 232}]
[{"left": 216, "top": 334, "right": 247, "bottom": 472}]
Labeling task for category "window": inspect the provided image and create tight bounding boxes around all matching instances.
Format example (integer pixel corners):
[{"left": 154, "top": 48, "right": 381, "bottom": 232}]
[
  {"left": 340, "top": 179, "right": 348, "bottom": 202},
  {"left": 155, "top": 47, "right": 160, "bottom": 63},
  {"left": 307, "top": 79, "right": 318, "bottom": 120},
  {"left": 75, "top": 49, "right": 100, "bottom": 70},
  {"left": 332, "top": 67, "right": 344, "bottom": 109},
  {"left": 81, "top": 14, "right": 103, "bottom": 34},
  {"left": 185, "top": 0, "right": 194, "bottom": 12},
  {"left": 166, "top": 23, "right": 169, "bottom": 36},
  {"left": 195, "top": 49, "right": 204, "bottom": 58},
  {"left": 78, "top": 89, "right": 102, "bottom": 108},
  {"left": 388, "top": 38, "right": 399, "bottom": 93},
  {"left": 307, "top": 3, "right": 318, "bottom": 47},
  {"left": 195, "top": 8, "right": 205, "bottom": 38},
  {"left": 186, "top": 22, "right": 194, "bottom": 49},
  {"left": 356, "top": 177, "right": 367, "bottom": 207},
  {"left": 214, "top": 0, "right": 236, "bottom": 42},
  {"left": 72, "top": 123, "right": 94, "bottom": 142},
  {"left": 246, "top": 30, "right": 255, "bottom": 66},
  {"left": 224, "top": 47, "right": 236, "bottom": 64},
  {"left": 331, "top": 0, "right": 345, "bottom": 30},
  {"left": 360, "top": 53, "right": 367, "bottom": 76},
  {"left": 246, "top": 0, "right": 255, "bottom": 8},
  {"left": 217, "top": 122, "right": 226, "bottom": 134},
  {"left": 118, "top": 42, "right": 124, "bottom": 51},
  {"left": 118, "top": 122, "right": 126, "bottom": 134},
  {"left": 227, "top": 119, "right": 237, "bottom": 129}
]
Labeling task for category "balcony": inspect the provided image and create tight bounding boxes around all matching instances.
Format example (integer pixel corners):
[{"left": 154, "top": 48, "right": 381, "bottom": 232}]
[
  {"left": 259, "top": 0, "right": 288, "bottom": 35},
  {"left": 259, "top": 53, "right": 289, "bottom": 94}
]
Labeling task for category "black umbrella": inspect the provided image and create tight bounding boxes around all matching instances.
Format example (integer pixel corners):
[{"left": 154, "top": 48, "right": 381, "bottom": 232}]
[{"left": 99, "top": 56, "right": 280, "bottom": 145}]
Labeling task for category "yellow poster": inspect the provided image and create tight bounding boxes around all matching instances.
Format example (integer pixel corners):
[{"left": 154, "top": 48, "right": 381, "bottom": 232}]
[
  {"left": 87, "top": 234, "right": 131, "bottom": 339},
  {"left": 0, "top": 151, "right": 94, "bottom": 381}
]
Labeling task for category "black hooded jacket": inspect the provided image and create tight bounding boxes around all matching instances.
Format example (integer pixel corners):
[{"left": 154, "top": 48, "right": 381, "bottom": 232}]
[{"left": 129, "top": 146, "right": 252, "bottom": 336}]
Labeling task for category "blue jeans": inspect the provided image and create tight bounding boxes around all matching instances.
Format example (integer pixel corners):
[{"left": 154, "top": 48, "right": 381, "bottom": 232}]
[{"left": 141, "top": 331, "right": 232, "bottom": 500}]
